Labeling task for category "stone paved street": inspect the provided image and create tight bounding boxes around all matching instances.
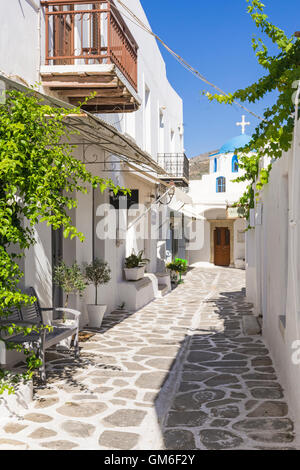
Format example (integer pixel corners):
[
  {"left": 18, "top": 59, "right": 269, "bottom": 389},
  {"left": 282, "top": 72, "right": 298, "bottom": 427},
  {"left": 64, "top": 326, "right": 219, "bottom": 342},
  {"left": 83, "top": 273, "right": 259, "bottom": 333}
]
[{"left": 0, "top": 266, "right": 298, "bottom": 450}]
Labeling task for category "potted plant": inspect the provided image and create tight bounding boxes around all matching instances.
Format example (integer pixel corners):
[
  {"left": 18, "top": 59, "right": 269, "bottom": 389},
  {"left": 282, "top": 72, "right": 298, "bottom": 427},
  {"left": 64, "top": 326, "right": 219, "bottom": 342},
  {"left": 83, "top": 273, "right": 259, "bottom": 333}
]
[
  {"left": 115, "top": 301, "right": 128, "bottom": 314},
  {"left": 84, "top": 259, "right": 111, "bottom": 328},
  {"left": 124, "top": 250, "right": 150, "bottom": 281},
  {"left": 166, "top": 258, "right": 188, "bottom": 285},
  {"left": 53, "top": 260, "right": 87, "bottom": 347},
  {"left": 53, "top": 260, "right": 87, "bottom": 321}
]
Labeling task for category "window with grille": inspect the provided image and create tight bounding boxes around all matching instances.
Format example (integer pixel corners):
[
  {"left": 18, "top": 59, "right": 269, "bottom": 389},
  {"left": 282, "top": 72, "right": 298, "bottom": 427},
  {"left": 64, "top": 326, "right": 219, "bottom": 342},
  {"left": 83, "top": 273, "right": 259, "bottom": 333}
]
[{"left": 216, "top": 176, "right": 226, "bottom": 193}]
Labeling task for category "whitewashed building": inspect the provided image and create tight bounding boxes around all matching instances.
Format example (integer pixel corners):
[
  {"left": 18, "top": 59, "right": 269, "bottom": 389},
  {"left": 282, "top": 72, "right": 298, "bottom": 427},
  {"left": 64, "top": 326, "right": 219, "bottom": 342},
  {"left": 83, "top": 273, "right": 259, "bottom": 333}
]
[
  {"left": 0, "top": 0, "right": 189, "bottom": 343},
  {"left": 187, "top": 120, "right": 249, "bottom": 268},
  {"left": 246, "top": 111, "right": 300, "bottom": 424}
]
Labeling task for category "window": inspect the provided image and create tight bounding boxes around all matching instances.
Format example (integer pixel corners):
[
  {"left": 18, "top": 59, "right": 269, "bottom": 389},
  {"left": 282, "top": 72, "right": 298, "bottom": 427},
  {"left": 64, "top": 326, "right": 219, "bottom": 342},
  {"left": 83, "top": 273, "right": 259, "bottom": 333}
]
[
  {"left": 216, "top": 177, "right": 226, "bottom": 193},
  {"left": 158, "top": 109, "right": 164, "bottom": 153},
  {"left": 232, "top": 155, "right": 239, "bottom": 173},
  {"left": 214, "top": 157, "right": 218, "bottom": 173},
  {"left": 109, "top": 189, "right": 139, "bottom": 209},
  {"left": 144, "top": 85, "right": 151, "bottom": 153},
  {"left": 170, "top": 129, "right": 175, "bottom": 153}
]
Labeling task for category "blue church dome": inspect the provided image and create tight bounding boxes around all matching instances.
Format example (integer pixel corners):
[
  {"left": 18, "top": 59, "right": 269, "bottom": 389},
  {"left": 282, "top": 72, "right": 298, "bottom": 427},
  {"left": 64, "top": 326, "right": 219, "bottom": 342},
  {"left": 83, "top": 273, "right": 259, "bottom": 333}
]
[{"left": 212, "top": 134, "right": 252, "bottom": 156}]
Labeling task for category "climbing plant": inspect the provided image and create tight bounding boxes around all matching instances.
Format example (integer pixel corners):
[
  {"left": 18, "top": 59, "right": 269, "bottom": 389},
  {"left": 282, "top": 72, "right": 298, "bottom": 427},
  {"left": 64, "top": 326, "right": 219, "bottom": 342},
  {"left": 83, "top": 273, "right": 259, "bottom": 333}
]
[
  {"left": 204, "top": 0, "right": 300, "bottom": 223},
  {"left": 0, "top": 87, "right": 127, "bottom": 393}
]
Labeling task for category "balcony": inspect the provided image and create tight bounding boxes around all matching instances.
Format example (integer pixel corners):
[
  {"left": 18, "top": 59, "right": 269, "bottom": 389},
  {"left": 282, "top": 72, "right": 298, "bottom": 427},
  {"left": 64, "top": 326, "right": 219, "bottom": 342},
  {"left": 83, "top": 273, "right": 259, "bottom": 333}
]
[
  {"left": 40, "top": 0, "right": 140, "bottom": 113},
  {"left": 158, "top": 153, "right": 190, "bottom": 187}
]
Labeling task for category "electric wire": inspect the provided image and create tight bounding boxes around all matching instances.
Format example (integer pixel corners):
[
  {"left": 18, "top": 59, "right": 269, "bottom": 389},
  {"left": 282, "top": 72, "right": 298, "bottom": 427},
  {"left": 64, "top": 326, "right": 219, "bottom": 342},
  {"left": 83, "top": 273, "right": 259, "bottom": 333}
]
[{"left": 112, "top": 0, "right": 265, "bottom": 122}]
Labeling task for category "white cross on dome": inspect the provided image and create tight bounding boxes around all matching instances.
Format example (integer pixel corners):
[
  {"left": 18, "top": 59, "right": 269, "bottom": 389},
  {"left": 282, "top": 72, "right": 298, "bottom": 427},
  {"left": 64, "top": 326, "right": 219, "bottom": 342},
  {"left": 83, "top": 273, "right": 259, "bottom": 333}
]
[{"left": 236, "top": 115, "right": 250, "bottom": 135}]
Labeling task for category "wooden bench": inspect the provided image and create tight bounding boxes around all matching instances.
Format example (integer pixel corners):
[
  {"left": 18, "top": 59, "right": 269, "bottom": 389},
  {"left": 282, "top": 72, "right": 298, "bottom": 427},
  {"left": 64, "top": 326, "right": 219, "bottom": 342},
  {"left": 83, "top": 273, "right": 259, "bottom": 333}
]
[{"left": 0, "top": 287, "right": 81, "bottom": 382}]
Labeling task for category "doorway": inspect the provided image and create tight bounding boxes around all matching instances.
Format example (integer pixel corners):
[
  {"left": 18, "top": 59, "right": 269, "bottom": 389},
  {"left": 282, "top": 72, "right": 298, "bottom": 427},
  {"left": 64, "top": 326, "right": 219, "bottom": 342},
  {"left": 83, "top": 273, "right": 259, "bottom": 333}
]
[
  {"left": 53, "top": 6, "right": 74, "bottom": 65},
  {"left": 214, "top": 227, "right": 230, "bottom": 267}
]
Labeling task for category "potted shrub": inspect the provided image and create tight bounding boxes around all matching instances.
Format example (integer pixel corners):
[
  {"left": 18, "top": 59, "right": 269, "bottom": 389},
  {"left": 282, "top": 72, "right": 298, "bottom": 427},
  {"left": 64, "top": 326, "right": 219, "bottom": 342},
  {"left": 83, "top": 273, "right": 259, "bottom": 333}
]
[
  {"left": 124, "top": 250, "right": 150, "bottom": 281},
  {"left": 53, "top": 261, "right": 87, "bottom": 320},
  {"left": 84, "top": 259, "right": 111, "bottom": 328},
  {"left": 166, "top": 258, "right": 188, "bottom": 285},
  {"left": 53, "top": 260, "right": 87, "bottom": 347}
]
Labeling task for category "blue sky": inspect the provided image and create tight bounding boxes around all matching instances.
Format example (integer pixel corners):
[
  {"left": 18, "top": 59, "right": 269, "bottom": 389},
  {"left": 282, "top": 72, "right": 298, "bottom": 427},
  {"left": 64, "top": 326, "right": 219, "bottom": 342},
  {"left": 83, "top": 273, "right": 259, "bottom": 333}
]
[{"left": 141, "top": 0, "right": 299, "bottom": 158}]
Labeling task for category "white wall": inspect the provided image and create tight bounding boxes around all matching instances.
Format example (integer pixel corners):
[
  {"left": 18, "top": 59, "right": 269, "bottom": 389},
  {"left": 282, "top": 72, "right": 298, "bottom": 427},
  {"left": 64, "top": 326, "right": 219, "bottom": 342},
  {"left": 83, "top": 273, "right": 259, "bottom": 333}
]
[
  {"left": 0, "top": 1, "right": 40, "bottom": 86},
  {"left": 187, "top": 151, "right": 247, "bottom": 265},
  {"left": 24, "top": 223, "right": 52, "bottom": 308},
  {"left": 0, "top": 0, "right": 184, "bottom": 313},
  {"left": 190, "top": 151, "right": 248, "bottom": 206},
  {"left": 245, "top": 124, "right": 300, "bottom": 426},
  {"left": 187, "top": 219, "right": 211, "bottom": 265},
  {"left": 24, "top": 138, "right": 160, "bottom": 320},
  {"left": 100, "top": 0, "right": 184, "bottom": 160},
  {"left": 234, "top": 218, "right": 246, "bottom": 260},
  {"left": 0, "top": 1, "right": 184, "bottom": 164}
]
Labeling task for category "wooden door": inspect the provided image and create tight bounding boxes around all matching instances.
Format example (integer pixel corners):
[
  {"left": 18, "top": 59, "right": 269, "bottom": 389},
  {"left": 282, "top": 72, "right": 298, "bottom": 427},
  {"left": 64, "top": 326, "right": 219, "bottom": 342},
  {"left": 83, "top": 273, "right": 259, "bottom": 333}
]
[{"left": 214, "top": 227, "right": 230, "bottom": 266}]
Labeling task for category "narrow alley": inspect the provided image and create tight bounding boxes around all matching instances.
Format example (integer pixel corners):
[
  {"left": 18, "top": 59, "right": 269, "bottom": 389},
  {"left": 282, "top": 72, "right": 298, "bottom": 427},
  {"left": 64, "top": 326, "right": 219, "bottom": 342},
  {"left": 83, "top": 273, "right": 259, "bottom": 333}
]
[{"left": 0, "top": 267, "right": 297, "bottom": 450}]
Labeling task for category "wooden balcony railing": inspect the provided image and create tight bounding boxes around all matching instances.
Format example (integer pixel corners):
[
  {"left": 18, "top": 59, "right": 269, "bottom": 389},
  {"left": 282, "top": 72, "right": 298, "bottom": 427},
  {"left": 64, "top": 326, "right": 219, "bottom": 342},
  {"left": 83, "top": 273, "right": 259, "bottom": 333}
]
[{"left": 42, "top": 0, "right": 138, "bottom": 91}]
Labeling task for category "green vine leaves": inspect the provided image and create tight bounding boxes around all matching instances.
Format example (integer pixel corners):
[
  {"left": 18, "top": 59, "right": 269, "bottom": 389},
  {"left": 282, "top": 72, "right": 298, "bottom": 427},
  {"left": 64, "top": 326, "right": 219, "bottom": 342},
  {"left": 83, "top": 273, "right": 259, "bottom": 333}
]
[
  {"left": 0, "top": 87, "right": 128, "bottom": 392},
  {"left": 203, "top": 0, "right": 300, "bottom": 225}
]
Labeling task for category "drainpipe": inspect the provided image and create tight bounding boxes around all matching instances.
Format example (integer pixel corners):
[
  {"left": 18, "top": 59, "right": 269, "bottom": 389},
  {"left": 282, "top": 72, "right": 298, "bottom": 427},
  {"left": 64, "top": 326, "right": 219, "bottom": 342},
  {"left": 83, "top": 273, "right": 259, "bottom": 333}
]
[
  {"left": 37, "top": 4, "right": 41, "bottom": 84},
  {"left": 289, "top": 80, "right": 300, "bottom": 337},
  {"left": 25, "top": 0, "right": 39, "bottom": 10}
]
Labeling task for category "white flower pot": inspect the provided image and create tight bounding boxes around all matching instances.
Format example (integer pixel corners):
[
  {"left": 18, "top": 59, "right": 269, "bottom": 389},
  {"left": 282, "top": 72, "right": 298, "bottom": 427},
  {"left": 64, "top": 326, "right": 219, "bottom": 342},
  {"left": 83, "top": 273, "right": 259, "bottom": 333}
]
[
  {"left": 87, "top": 304, "right": 107, "bottom": 328},
  {"left": 52, "top": 319, "right": 75, "bottom": 350},
  {"left": 0, "top": 379, "right": 33, "bottom": 418},
  {"left": 235, "top": 259, "right": 246, "bottom": 269},
  {"left": 124, "top": 266, "right": 145, "bottom": 281},
  {"left": 52, "top": 319, "right": 76, "bottom": 328}
]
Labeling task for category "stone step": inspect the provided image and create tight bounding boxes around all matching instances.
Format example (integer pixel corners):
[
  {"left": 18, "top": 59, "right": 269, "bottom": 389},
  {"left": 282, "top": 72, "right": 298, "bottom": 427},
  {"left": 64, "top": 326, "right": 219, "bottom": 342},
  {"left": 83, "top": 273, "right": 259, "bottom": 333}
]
[
  {"left": 158, "top": 284, "right": 169, "bottom": 297},
  {"left": 155, "top": 272, "right": 171, "bottom": 294},
  {"left": 119, "top": 277, "right": 155, "bottom": 312},
  {"left": 242, "top": 315, "right": 262, "bottom": 336}
]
